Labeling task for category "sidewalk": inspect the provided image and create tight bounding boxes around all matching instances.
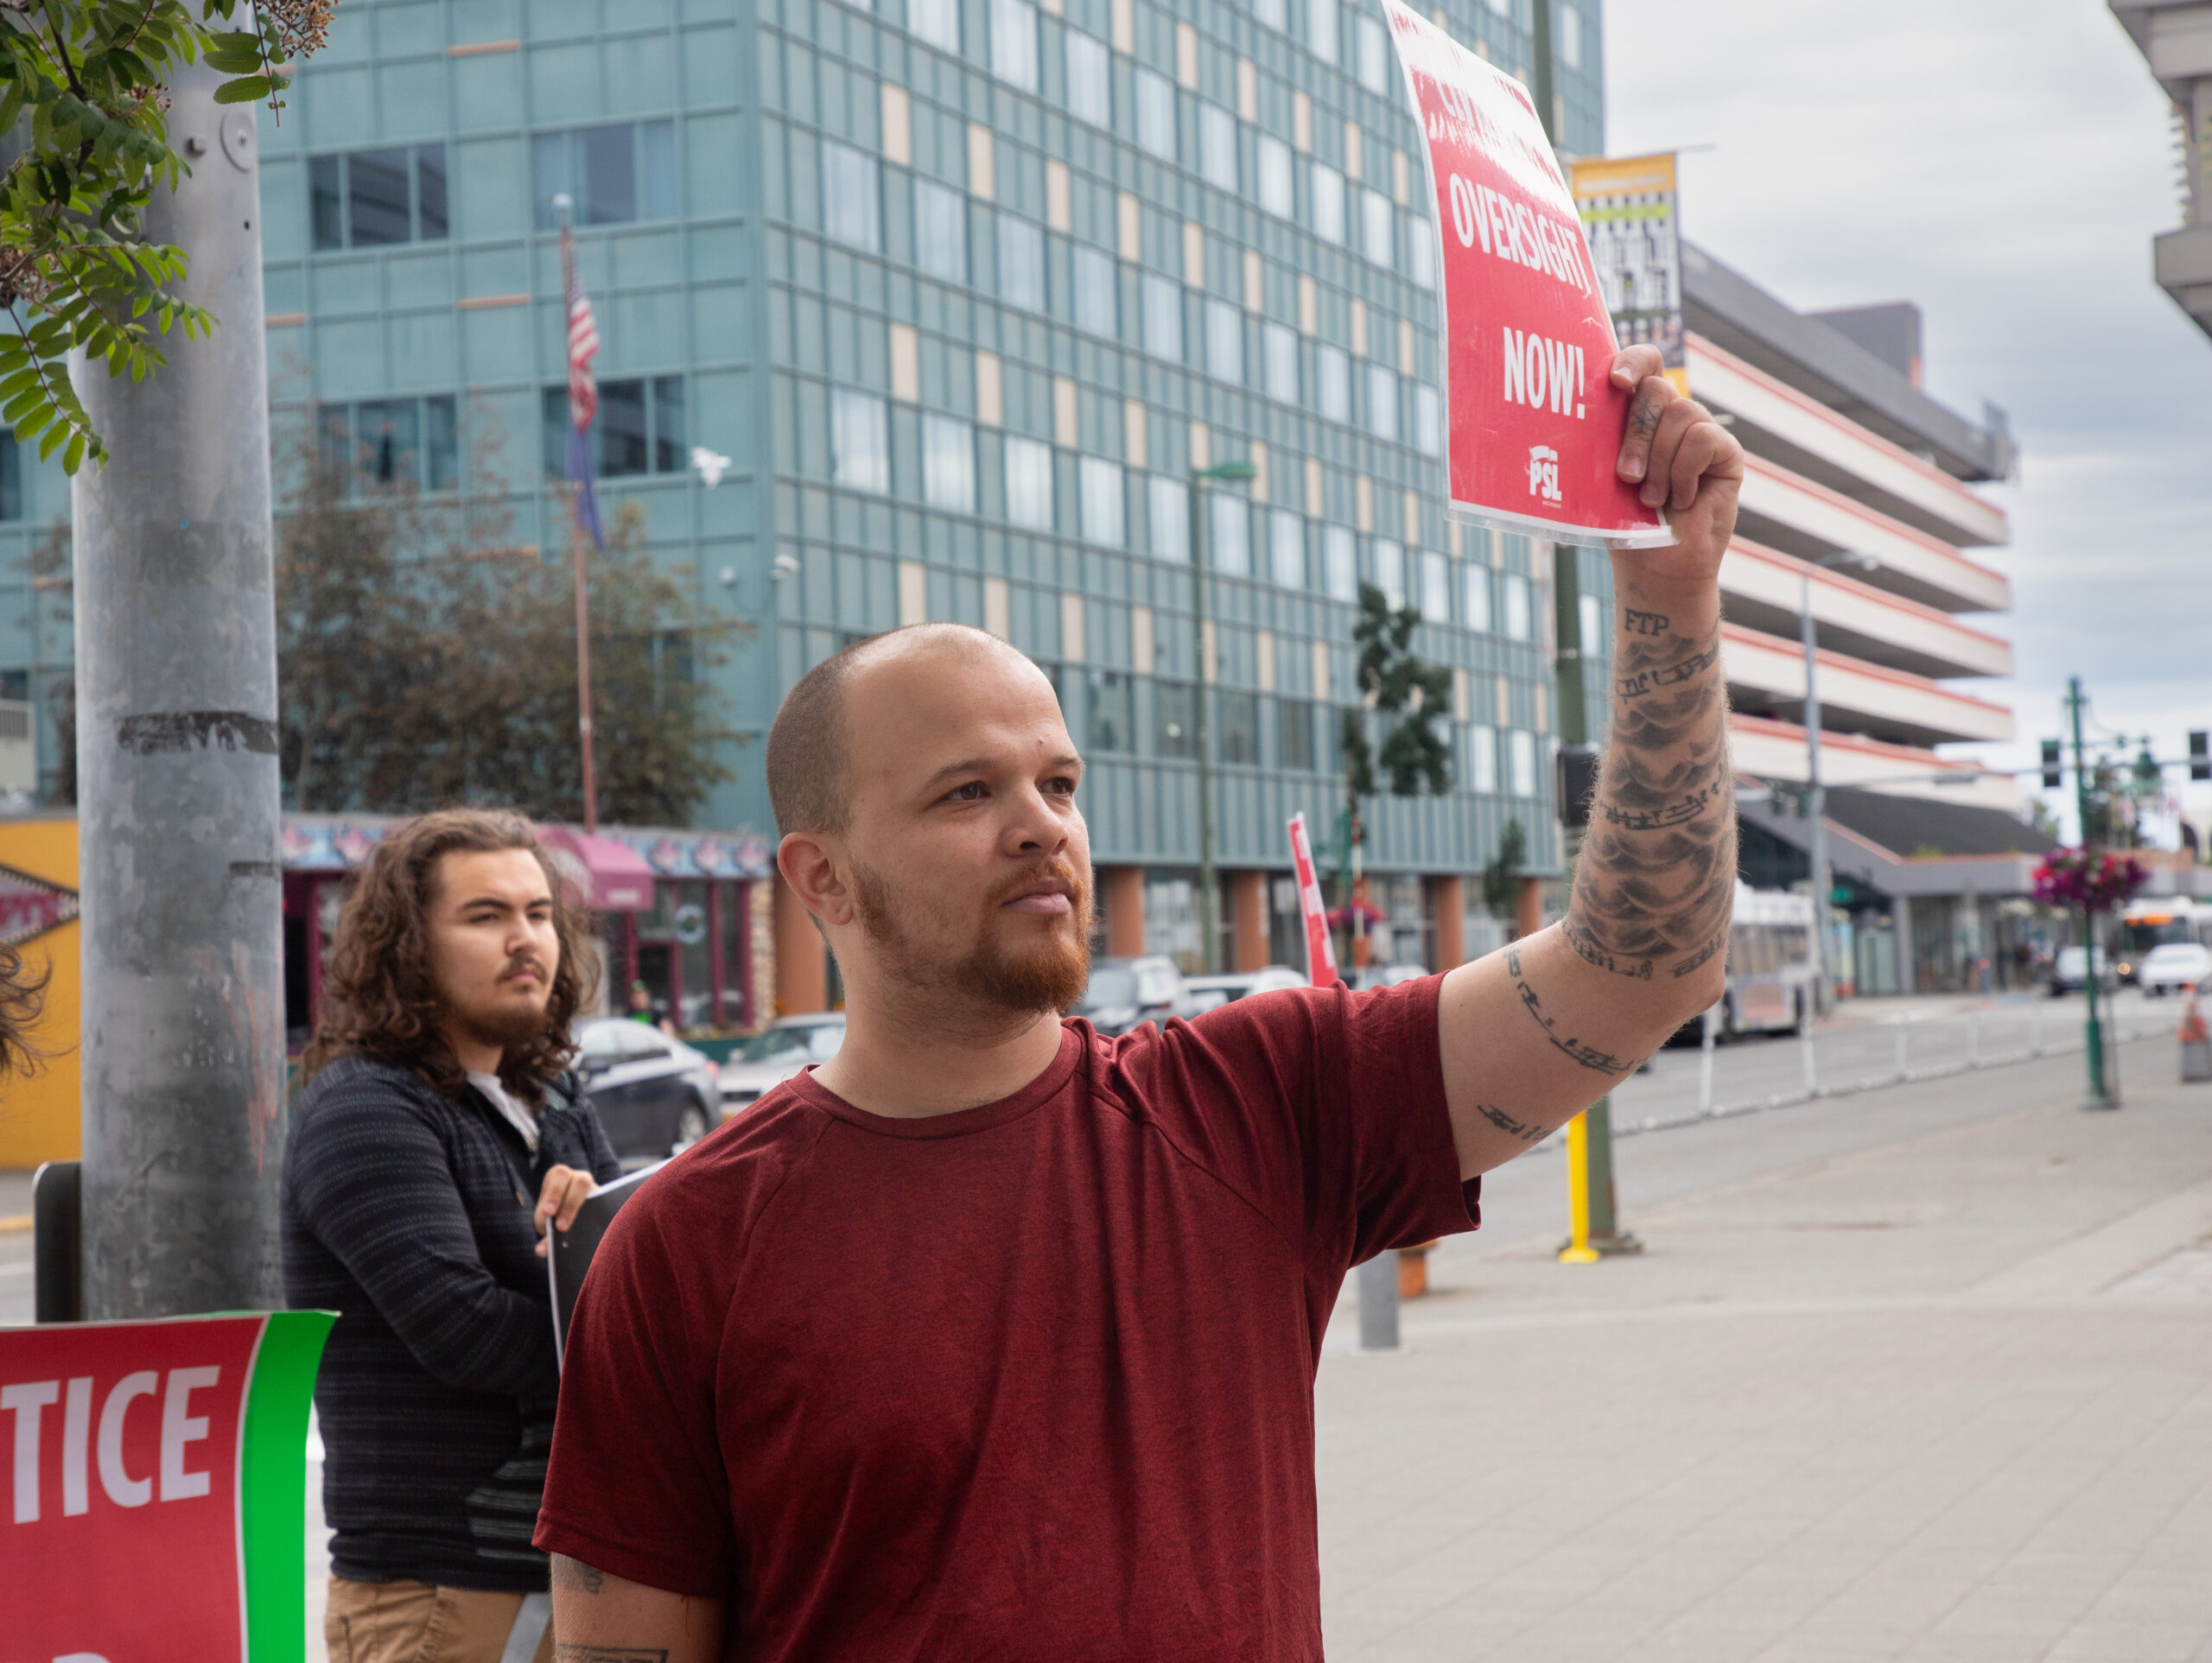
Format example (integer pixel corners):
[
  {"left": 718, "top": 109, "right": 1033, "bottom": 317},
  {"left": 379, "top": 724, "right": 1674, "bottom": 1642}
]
[{"left": 1316, "top": 1042, "right": 2212, "bottom": 1661}]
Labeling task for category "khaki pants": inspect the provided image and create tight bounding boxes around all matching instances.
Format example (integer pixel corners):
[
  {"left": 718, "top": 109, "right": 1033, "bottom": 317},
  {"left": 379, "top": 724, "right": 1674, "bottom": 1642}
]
[{"left": 325, "top": 1577, "right": 555, "bottom": 1663}]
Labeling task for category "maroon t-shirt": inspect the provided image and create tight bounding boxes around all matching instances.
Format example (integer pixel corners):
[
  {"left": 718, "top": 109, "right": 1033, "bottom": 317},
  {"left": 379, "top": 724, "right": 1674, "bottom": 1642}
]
[{"left": 536, "top": 977, "right": 1478, "bottom": 1660}]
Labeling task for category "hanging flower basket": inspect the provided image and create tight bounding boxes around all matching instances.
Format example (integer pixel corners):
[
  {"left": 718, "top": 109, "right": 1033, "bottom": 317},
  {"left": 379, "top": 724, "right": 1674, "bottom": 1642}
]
[
  {"left": 1326, "top": 899, "right": 1385, "bottom": 931},
  {"left": 2031, "top": 847, "right": 2147, "bottom": 915}
]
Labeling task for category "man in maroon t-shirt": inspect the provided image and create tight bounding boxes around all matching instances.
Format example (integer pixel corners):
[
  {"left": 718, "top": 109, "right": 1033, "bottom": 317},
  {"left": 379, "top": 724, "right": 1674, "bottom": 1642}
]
[{"left": 536, "top": 343, "right": 1742, "bottom": 1660}]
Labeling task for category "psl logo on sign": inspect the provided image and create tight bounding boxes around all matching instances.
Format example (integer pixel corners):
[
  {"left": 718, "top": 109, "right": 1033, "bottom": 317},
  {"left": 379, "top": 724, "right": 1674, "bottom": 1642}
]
[
  {"left": 1380, "top": 0, "right": 1671, "bottom": 547},
  {"left": 1, "top": 1312, "right": 331, "bottom": 1663}
]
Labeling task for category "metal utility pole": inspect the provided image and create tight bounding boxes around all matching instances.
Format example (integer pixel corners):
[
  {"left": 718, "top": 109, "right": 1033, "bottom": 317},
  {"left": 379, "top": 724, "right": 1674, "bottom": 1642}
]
[
  {"left": 2068, "top": 676, "right": 2115, "bottom": 1108},
  {"left": 1186, "top": 460, "right": 1253, "bottom": 974},
  {"left": 1799, "top": 565, "right": 1832, "bottom": 1016},
  {"left": 73, "top": 64, "right": 284, "bottom": 1317}
]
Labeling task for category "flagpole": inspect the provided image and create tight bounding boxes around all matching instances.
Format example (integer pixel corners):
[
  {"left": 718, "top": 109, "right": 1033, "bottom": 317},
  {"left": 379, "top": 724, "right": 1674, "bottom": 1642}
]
[{"left": 556, "top": 194, "right": 601, "bottom": 834}]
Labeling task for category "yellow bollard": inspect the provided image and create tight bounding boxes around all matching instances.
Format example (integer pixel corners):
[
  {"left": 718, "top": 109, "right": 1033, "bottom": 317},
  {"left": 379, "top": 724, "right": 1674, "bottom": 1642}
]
[{"left": 1559, "top": 1110, "right": 1600, "bottom": 1264}]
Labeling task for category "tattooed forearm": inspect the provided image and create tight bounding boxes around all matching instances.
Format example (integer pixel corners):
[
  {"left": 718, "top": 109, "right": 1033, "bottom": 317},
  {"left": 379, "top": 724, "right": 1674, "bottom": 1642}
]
[
  {"left": 1476, "top": 1101, "right": 1550, "bottom": 1143},
  {"left": 554, "top": 1650, "right": 668, "bottom": 1663},
  {"left": 1506, "top": 949, "right": 1636, "bottom": 1075},
  {"left": 1615, "top": 638, "right": 1720, "bottom": 700},
  {"left": 1622, "top": 606, "right": 1669, "bottom": 636},
  {"left": 552, "top": 1557, "right": 606, "bottom": 1595}
]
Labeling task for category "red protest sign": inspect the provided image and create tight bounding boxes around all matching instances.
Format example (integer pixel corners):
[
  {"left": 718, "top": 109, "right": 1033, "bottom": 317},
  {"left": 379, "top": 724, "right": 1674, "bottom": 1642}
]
[
  {"left": 1, "top": 1311, "right": 331, "bottom": 1663},
  {"left": 1287, "top": 812, "right": 1338, "bottom": 987},
  {"left": 1382, "top": 0, "right": 1670, "bottom": 548}
]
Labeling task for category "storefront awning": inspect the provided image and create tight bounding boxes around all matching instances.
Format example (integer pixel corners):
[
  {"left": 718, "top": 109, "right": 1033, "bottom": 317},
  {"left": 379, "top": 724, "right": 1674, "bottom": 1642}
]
[
  {"left": 1738, "top": 782, "right": 2055, "bottom": 901},
  {"left": 538, "top": 826, "right": 658, "bottom": 913}
]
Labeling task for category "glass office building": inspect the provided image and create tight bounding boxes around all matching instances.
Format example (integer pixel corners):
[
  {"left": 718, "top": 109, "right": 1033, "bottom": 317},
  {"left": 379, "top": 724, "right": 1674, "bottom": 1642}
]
[{"left": 0, "top": 0, "right": 1607, "bottom": 1000}]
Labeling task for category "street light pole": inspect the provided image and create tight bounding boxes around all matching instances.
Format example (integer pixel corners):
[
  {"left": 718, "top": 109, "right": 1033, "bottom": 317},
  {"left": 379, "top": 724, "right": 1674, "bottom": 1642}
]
[
  {"left": 1799, "top": 565, "right": 1830, "bottom": 1017},
  {"left": 2068, "top": 675, "right": 2114, "bottom": 1108},
  {"left": 1187, "top": 460, "right": 1254, "bottom": 974}
]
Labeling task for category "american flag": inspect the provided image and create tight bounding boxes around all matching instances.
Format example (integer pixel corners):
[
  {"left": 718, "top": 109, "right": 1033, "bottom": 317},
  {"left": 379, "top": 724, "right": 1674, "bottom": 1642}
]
[{"left": 559, "top": 219, "right": 605, "bottom": 548}]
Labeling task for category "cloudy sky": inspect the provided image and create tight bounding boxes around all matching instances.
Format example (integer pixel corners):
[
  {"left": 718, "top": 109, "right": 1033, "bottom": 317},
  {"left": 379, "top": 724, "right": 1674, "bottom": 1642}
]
[{"left": 1601, "top": 0, "right": 2212, "bottom": 839}]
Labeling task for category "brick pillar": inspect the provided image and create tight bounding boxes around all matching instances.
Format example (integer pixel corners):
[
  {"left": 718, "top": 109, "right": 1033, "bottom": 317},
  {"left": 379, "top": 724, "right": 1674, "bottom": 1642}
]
[
  {"left": 1429, "top": 874, "right": 1465, "bottom": 969},
  {"left": 1515, "top": 873, "right": 1544, "bottom": 943},
  {"left": 1102, "top": 866, "right": 1146, "bottom": 956},
  {"left": 772, "top": 872, "right": 829, "bottom": 1014},
  {"left": 1229, "top": 870, "right": 1268, "bottom": 970}
]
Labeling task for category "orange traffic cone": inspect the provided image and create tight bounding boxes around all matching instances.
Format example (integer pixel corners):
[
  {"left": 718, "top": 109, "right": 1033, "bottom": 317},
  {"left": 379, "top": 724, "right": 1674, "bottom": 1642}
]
[{"left": 2181, "top": 986, "right": 2211, "bottom": 1083}]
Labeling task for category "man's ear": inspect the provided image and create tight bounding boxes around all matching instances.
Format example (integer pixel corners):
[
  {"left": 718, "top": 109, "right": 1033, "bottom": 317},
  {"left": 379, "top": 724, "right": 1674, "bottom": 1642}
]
[{"left": 778, "top": 832, "right": 855, "bottom": 929}]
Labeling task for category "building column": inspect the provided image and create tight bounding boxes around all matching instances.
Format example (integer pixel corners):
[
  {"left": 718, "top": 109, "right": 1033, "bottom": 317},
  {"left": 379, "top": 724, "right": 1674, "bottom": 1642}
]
[
  {"left": 1102, "top": 866, "right": 1146, "bottom": 957},
  {"left": 1515, "top": 873, "right": 1545, "bottom": 942},
  {"left": 1429, "top": 874, "right": 1465, "bottom": 970},
  {"left": 1892, "top": 893, "right": 1914, "bottom": 997},
  {"left": 1229, "top": 871, "right": 1268, "bottom": 971},
  {"left": 772, "top": 872, "right": 828, "bottom": 1015}
]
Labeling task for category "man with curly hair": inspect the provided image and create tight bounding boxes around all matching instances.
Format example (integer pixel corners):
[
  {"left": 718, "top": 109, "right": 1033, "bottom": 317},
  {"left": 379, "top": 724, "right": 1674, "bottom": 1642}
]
[{"left": 283, "top": 809, "right": 622, "bottom": 1663}]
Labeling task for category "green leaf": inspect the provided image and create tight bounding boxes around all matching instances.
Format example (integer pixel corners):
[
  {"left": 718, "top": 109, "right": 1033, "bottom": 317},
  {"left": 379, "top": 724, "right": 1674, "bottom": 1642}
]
[
  {"left": 38, "top": 420, "right": 70, "bottom": 463},
  {"left": 203, "top": 47, "right": 264, "bottom": 73},
  {"left": 212, "top": 75, "right": 270, "bottom": 105}
]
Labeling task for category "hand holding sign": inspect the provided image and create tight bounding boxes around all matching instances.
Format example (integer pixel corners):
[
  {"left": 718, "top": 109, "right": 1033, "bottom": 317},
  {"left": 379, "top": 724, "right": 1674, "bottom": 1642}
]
[{"left": 1609, "top": 342, "right": 1743, "bottom": 586}]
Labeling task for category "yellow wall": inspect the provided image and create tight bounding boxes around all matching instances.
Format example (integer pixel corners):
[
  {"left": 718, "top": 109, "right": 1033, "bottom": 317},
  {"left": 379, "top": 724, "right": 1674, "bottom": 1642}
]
[{"left": 0, "top": 816, "right": 79, "bottom": 1171}]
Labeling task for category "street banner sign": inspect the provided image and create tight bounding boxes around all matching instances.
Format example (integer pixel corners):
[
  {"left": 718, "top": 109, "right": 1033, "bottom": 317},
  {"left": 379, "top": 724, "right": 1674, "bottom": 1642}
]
[
  {"left": 1, "top": 1310, "right": 334, "bottom": 1663},
  {"left": 1571, "top": 152, "right": 1687, "bottom": 394},
  {"left": 1381, "top": 0, "right": 1671, "bottom": 548},
  {"left": 1287, "top": 813, "right": 1338, "bottom": 987}
]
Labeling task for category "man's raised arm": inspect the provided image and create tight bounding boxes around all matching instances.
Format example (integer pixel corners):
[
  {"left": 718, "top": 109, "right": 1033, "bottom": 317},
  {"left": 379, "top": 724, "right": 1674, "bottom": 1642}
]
[
  {"left": 1438, "top": 345, "right": 1743, "bottom": 1177},
  {"left": 550, "top": 1555, "right": 724, "bottom": 1663}
]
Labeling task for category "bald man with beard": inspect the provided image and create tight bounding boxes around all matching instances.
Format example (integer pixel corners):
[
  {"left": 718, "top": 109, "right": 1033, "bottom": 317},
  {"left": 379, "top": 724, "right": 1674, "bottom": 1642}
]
[{"left": 536, "top": 342, "right": 1744, "bottom": 1662}]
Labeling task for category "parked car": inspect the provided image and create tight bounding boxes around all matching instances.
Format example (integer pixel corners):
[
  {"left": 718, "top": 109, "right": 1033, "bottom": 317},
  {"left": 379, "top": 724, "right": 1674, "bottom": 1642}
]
[
  {"left": 1072, "top": 955, "right": 1196, "bottom": 1036},
  {"left": 2139, "top": 942, "right": 2212, "bottom": 997},
  {"left": 1182, "top": 966, "right": 1311, "bottom": 1010},
  {"left": 573, "top": 1019, "right": 721, "bottom": 1166},
  {"left": 1350, "top": 962, "right": 1429, "bottom": 991},
  {"left": 719, "top": 1014, "right": 848, "bottom": 1112},
  {"left": 2050, "top": 944, "right": 2114, "bottom": 996}
]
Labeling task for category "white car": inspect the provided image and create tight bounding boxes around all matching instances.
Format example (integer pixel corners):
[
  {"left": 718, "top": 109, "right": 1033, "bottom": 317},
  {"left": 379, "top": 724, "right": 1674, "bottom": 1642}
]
[
  {"left": 1350, "top": 962, "right": 1429, "bottom": 991},
  {"left": 2139, "top": 942, "right": 2211, "bottom": 996},
  {"left": 719, "top": 1014, "right": 847, "bottom": 1112},
  {"left": 1182, "top": 966, "right": 1311, "bottom": 1010}
]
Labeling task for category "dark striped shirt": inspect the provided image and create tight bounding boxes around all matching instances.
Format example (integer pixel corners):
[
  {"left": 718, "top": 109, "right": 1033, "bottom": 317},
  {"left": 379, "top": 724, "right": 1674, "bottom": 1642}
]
[{"left": 283, "top": 1053, "right": 621, "bottom": 1591}]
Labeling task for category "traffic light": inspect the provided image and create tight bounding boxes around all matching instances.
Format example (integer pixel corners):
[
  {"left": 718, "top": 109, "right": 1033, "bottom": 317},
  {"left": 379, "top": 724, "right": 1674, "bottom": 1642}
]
[
  {"left": 2040, "top": 739, "right": 2063, "bottom": 790},
  {"left": 2192, "top": 731, "right": 2209, "bottom": 783}
]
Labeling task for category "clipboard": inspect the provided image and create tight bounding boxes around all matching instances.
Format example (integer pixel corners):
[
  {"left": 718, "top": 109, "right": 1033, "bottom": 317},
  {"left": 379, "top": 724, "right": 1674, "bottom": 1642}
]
[{"left": 548, "top": 1160, "right": 664, "bottom": 1367}]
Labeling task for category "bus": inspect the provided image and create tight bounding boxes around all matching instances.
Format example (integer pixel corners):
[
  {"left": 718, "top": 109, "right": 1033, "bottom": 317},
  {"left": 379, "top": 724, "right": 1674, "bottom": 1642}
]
[
  {"left": 1719, "top": 884, "right": 1815, "bottom": 1037},
  {"left": 2115, "top": 897, "right": 2212, "bottom": 984}
]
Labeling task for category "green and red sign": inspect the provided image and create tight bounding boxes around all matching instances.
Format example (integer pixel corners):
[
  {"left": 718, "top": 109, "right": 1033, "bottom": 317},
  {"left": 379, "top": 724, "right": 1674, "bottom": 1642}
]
[{"left": 2, "top": 1311, "right": 332, "bottom": 1663}]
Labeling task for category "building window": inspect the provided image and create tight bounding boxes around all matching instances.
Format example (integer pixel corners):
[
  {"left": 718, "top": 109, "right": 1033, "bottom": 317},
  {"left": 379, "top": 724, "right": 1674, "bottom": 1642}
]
[
  {"left": 1257, "top": 136, "right": 1294, "bottom": 218},
  {"left": 990, "top": 0, "right": 1039, "bottom": 90},
  {"left": 1141, "top": 274, "right": 1184, "bottom": 361},
  {"left": 1136, "top": 68, "right": 1178, "bottom": 162},
  {"left": 1079, "top": 456, "right": 1125, "bottom": 545},
  {"left": 1421, "top": 551, "right": 1452, "bottom": 623},
  {"left": 1466, "top": 723, "right": 1497, "bottom": 793},
  {"left": 1356, "top": 13, "right": 1390, "bottom": 91},
  {"left": 1415, "top": 384, "right": 1442, "bottom": 454},
  {"left": 0, "top": 435, "right": 17, "bottom": 522},
  {"left": 1323, "top": 524, "right": 1357, "bottom": 601},
  {"left": 1155, "top": 681, "right": 1198, "bottom": 759},
  {"left": 1067, "top": 30, "right": 1111, "bottom": 126},
  {"left": 1317, "top": 344, "right": 1351, "bottom": 422},
  {"left": 1580, "top": 591, "right": 1605, "bottom": 656},
  {"left": 1073, "top": 244, "right": 1118, "bottom": 336},
  {"left": 1408, "top": 225, "right": 1436, "bottom": 289},
  {"left": 1277, "top": 697, "right": 1315, "bottom": 770},
  {"left": 1559, "top": 3, "right": 1584, "bottom": 70},
  {"left": 1218, "top": 689, "right": 1260, "bottom": 765},
  {"left": 1464, "top": 562, "right": 1492, "bottom": 632},
  {"left": 1311, "top": 164, "right": 1345, "bottom": 244},
  {"left": 312, "top": 144, "right": 448, "bottom": 249},
  {"left": 1366, "top": 362, "right": 1398, "bottom": 442},
  {"left": 923, "top": 412, "right": 976, "bottom": 512},
  {"left": 1087, "top": 669, "right": 1133, "bottom": 751},
  {"left": 1509, "top": 728, "right": 1538, "bottom": 799},
  {"left": 830, "top": 387, "right": 890, "bottom": 492},
  {"left": 1005, "top": 435, "right": 1054, "bottom": 529},
  {"left": 1204, "top": 297, "right": 1244, "bottom": 384},
  {"left": 331, "top": 395, "right": 460, "bottom": 493},
  {"left": 1208, "top": 492, "right": 1250, "bottom": 577},
  {"left": 543, "top": 377, "right": 685, "bottom": 480},
  {"left": 1373, "top": 538, "right": 1405, "bottom": 608},
  {"left": 821, "top": 140, "right": 881, "bottom": 251},
  {"left": 997, "top": 214, "right": 1046, "bottom": 311},
  {"left": 1255, "top": 0, "right": 1287, "bottom": 30},
  {"left": 1503, "top": 571, "right": 1533, "bottom": 640},
  {"left": 914, "top": 178, "right": 968, "bottom": 281},
  {"left": 1262, "top": 322, "right": 1299, "bottom": 403},
  {"left": 910, "top": 0, "right": 960, "bottom": 54},
  {"left": 1362, "top": 189, "right": 1395, "bottom": 269},
  {"left": 1199, "top": 105, "right": 1239, "bottom": 192},
  {"left": 1268, "top": 508, "right": 1305, "bottom": 587},
  {"left": 1147, "top": 476, "right": 1189, "bottom": 562},
  {"left": 1306, "top": 0, "right": 1338, "bottom": 64},
  {"left": 532, "top": 123, "right": 675, "bottom": 230}
]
